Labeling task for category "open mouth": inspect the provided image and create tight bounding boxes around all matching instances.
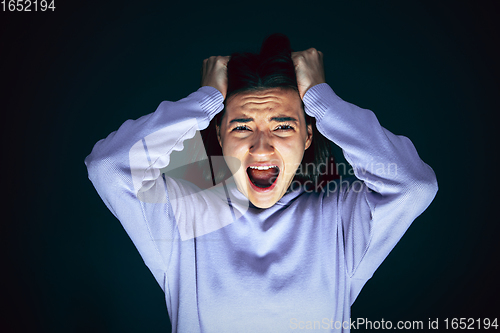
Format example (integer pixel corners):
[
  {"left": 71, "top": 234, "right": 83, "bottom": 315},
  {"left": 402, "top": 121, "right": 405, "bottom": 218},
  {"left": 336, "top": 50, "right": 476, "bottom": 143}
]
[{"left": 246, "top": 165, "right": 280, "bottom": 189}]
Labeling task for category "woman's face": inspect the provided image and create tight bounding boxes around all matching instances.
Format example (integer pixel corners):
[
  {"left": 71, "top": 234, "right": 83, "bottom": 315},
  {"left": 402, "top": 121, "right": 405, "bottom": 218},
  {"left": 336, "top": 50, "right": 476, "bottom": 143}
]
[{"left": 217, "top": 88, "right": 312, "bottom": 208}]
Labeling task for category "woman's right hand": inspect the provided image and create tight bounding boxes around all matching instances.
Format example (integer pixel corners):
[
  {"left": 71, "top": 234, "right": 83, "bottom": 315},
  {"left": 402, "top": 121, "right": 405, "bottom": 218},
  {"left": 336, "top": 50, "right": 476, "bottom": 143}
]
[{"left": 201, "top": 55, "right": 231, "bottom": 100}]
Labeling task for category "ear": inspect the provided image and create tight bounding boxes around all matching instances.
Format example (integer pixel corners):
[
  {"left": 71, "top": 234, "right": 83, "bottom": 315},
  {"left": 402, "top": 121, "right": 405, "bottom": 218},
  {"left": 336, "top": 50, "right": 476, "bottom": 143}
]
[
  {"left": 304, "top": 124, "right": 313, "bottom": 150},
  {"left": 216, "top": 124, "right": 222, "bottom": 148}
]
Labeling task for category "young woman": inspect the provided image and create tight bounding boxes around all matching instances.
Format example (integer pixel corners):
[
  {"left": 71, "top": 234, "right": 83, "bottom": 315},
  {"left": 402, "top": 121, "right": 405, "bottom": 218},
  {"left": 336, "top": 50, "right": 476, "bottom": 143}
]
[{"left": 85, "top": 34, "right": 438, "bottom": 332}]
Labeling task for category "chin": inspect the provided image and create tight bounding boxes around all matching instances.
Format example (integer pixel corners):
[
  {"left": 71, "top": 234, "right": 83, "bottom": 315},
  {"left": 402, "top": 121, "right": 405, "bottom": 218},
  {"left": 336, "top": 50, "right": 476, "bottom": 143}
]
[
  {"left": 234, "top": 179, "right": 283, "bottom": 209},
  {"left": 249, "top": 196, "right": 279, "bottom": 209}
]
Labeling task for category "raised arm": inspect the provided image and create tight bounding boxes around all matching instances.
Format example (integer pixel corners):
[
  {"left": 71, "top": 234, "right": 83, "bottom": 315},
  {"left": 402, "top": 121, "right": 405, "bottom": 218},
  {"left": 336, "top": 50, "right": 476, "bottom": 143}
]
[
  {"left": 84, "top": 56, "right": 230, "bottom": 287},
  {"left": 294, "top": 49, "right": 438, "bottom": 302},
  {"left": 86, "top": 55, "right": 230, "bottom": 197}
]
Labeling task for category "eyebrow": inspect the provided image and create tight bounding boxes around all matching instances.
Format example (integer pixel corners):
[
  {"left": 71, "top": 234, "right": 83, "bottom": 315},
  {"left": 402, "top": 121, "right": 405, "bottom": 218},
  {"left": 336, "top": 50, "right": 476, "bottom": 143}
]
[
  {"left": 270, "top": 116, "right": 297, "bottom": 122},
  {"left": 228, "top": 116, "right": 298, "bottom": 124},
  {"left": 229, "top": 117, "right": 253, "bottom": 124}
]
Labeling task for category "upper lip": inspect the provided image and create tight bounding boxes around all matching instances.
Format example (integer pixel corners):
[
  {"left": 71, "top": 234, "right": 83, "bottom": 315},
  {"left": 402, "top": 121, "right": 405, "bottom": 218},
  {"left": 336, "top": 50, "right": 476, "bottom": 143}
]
[{"left": 247, "top": 164, "right": 279, "bottom": 170}]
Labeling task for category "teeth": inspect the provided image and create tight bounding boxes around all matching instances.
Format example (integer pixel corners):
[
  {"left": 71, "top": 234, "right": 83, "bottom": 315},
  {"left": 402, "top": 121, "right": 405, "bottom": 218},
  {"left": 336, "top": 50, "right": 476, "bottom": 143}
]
[{"left": 249, "top": 165, "right": 278, "bottom": 170}]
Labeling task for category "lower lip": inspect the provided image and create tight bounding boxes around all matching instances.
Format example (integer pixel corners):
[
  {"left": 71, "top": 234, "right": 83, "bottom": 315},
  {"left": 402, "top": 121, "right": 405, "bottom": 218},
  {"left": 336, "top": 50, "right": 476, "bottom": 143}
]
[{"left": 247, "top": 170, "right": 279, "bottom": 193}]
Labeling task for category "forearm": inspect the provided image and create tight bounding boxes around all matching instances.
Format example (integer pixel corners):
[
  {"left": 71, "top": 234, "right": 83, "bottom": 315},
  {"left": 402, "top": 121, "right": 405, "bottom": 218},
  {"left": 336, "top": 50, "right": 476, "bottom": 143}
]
[
  {"left": 303, "top": 83, "right": 437, "bottom": 196},
  {"left": 304, "top": 83, "right": 438, "bottom": 283},
  {"left": 82, "top": 86, "right": 224, "bottom": 285},
  {"left": 84, "top": 86, "right": 224, "bottom": 196}
]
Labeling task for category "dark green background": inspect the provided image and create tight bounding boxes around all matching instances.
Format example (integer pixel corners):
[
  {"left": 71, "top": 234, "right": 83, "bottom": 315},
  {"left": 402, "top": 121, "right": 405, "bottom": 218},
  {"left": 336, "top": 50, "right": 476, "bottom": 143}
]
[{"left": 2, "top": 1, "right": 498, "bottom": 332}]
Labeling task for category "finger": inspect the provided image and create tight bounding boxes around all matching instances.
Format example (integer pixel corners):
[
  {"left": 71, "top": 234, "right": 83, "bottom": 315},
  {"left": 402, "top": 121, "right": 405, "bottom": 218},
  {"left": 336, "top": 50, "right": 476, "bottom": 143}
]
[
  {"left": 292, "top": 53, "right": 306, "bottom": 66},
  {"left": 222, "top": 55, "right": 231, "bottom": 66},
  {"left": 206, "top": 55, "right": 217, "bottom": 66},
  {"left": 291, "top": 50, "right": 306, "bottom": 58},
  {"left": 215, "top": 55, "right": 230, "bottom": 66}
]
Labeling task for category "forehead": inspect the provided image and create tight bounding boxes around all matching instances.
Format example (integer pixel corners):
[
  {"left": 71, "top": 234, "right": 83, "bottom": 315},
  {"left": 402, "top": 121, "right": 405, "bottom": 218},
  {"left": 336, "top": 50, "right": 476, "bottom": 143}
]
[{"left": 225, "top": 88, "right": 302, "bottom": 116}]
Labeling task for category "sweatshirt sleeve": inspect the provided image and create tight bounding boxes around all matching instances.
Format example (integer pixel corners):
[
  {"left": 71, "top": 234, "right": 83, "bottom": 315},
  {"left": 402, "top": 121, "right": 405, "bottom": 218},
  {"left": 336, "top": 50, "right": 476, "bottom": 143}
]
[
  {"left": 303, "top": 83, "right": 438, "bottom": 302},
  {"left": 84, "top": 86, "right": 224, "bottom": 289}
]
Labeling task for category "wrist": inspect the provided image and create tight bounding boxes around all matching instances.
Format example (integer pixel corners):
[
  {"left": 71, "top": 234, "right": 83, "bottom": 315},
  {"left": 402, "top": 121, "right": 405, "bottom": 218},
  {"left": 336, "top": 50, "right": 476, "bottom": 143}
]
[
  {"left": 303, "top": 83, "right": 340, "bottom": 121},
  {"left": 202, "top": 84, "right": 226, "bottom": 100},
  {"left": 197, "top": 86, "right": 225, "bottom": 121}
]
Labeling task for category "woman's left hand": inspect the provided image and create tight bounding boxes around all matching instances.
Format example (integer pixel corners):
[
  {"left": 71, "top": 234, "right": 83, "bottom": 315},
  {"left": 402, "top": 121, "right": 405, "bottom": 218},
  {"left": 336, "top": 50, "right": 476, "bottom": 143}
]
[{"left": 292, "top": 48, "right": 326, "bottom": 100}]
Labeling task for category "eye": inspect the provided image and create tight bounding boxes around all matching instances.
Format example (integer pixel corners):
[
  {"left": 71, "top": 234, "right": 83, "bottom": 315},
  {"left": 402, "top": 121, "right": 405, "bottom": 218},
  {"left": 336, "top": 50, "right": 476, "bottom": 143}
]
[
  {"left": 231, "top": 125, "right": 251, "bottom": 132},
  {"left": 274, "top": 124, "right": 295, "bottom": 131}
]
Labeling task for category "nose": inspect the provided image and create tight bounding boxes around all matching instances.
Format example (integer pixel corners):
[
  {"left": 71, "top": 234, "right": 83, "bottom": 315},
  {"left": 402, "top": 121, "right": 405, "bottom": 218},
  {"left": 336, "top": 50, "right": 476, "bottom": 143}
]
[{"left": 249, "top": 130, "right": 274, "bottom": 157}]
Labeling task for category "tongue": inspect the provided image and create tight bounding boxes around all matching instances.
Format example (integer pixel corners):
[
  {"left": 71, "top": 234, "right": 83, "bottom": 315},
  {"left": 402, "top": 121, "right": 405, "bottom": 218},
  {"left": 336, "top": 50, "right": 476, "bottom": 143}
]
[{"left": 248, "top": 168, "right": 279, "bottom": 188}]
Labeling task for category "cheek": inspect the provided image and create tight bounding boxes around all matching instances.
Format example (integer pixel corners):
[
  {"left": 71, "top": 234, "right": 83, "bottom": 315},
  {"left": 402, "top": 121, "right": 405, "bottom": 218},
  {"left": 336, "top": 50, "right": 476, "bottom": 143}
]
[
  {"left": 277, "top": 142, "right": 305, "bottom": 171},
  {"left": 221, "top": 138, "right": 245, "bottom": 158},
  {"left": 283, "top": 136, "right": 306, "bottom": 157},
  {"left": 221, "top": 139, "right": 247, "bottom": 173}
]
